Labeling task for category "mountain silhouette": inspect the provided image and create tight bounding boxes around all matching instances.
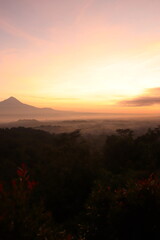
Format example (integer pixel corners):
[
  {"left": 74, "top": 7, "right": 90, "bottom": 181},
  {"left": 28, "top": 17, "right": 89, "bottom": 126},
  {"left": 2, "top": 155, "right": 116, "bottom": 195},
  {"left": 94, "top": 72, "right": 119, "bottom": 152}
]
[
  {"left": 2, "top": 96, "right": 22, "bottom": 105},
  {"left": 0, "top": 96, "right": 56, "bottom": 112},
  {"left": 0, "top": 97, "right": 110, "bottom": 122},
  {"left": 0, "top": 97, "right": 63, "bottom": 121}
]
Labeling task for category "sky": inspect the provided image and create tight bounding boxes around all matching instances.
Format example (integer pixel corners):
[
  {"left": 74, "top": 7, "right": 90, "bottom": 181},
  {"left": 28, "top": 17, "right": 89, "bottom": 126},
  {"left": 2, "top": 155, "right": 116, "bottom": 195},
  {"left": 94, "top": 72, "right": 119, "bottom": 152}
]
[{"left": 0, "top": 0, "right": 160, "bottom": 114}]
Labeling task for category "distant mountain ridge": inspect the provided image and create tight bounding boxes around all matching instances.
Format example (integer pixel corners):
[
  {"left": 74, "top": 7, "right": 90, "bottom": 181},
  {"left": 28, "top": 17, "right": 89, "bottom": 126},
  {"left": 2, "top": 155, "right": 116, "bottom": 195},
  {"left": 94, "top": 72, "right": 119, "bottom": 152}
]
[
  {"left": 0, "top": 97, "right": 156, "bottom": 122},
  {"left": 0, "top": 96, "right": 103, "bottom": 122},
  {"left": 0, "top": 97, "right": 55, "bottom": 111},
  {"left": 0, "top": 97, "right": 65, "bottom": 121}
]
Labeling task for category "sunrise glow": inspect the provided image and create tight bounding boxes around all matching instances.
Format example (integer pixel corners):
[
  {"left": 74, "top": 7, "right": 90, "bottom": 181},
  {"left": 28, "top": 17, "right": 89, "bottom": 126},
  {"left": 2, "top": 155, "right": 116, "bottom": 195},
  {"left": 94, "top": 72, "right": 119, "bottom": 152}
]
[{"left": 0, "top": 0, "right": 160, "bottom": 114}]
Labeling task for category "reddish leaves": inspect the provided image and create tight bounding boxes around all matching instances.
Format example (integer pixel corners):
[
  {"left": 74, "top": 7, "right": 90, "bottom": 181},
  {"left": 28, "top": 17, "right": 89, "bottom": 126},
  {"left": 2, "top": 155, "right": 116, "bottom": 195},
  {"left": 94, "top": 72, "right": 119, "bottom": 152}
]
[
  {"left": 27, "top": 180, "right": 37, "bottom": 190},
  {"left": 16, "top": 163, "right": 37, "bottom": 191},
  {"left": 17, "top": 163, "right": 29, "bottom": 179}
]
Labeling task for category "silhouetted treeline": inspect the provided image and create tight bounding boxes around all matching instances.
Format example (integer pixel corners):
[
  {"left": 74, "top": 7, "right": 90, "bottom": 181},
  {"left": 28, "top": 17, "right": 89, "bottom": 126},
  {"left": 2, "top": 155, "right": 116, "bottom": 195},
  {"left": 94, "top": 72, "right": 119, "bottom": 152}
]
[{"left": 0, "top": 126, "right": 160, "bottom": 239}]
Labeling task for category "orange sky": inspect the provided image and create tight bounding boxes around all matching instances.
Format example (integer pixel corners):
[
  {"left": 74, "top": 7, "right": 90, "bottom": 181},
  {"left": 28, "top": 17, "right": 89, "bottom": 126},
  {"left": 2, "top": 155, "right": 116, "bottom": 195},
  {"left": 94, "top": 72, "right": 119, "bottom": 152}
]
[{"left": 0, "top": 0, "right": 160, "bottom": 114}]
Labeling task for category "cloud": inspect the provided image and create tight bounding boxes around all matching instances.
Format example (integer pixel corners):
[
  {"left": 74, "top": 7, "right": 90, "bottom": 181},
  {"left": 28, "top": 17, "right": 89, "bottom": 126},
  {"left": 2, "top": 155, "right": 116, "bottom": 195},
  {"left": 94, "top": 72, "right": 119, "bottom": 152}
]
[
  {"left": 120, "top": 87, "right": 160, "bottom": 107},
  {"left": 75, "top": 0, "right": 95, "bottom": 24},
  {"left": 0, "top": 18, "right": 49, "bottom": 46},
  {"left": 23, "top": 95, "right": 80, "bottom": 101}
]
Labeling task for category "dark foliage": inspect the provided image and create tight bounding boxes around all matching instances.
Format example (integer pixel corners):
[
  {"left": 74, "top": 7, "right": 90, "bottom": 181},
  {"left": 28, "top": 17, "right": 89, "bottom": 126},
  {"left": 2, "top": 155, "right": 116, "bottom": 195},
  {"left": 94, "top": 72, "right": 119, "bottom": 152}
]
[{"left": 0, "top": 126, "right": 160, "bottom": 239}]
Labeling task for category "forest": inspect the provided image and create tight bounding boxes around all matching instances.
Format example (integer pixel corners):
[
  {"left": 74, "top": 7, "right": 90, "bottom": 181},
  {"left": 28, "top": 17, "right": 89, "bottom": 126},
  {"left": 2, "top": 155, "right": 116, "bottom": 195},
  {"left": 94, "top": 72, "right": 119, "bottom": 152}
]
[{"left": 0, "top": 126, "right": 160, "bottom": 239}]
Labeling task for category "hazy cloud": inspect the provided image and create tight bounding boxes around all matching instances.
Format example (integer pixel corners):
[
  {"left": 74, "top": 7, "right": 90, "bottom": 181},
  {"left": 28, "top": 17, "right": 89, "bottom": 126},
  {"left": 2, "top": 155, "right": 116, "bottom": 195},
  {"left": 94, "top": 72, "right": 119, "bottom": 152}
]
[
  {"left": 75, "top": 0, "right": 95, "bottom": 24},
  {"left": 23, "top": 95, "right": 80, "bottom": 101},
  {"left": 120, "top": 87, "right": 160, "bottom": 107},
  {"left": 0, "top": 18, "right": 49, "bottom": 46}
]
